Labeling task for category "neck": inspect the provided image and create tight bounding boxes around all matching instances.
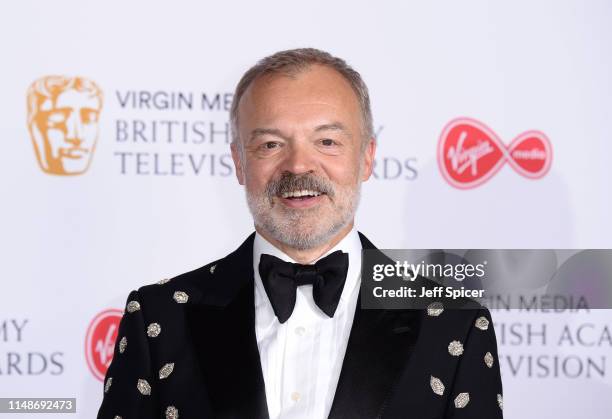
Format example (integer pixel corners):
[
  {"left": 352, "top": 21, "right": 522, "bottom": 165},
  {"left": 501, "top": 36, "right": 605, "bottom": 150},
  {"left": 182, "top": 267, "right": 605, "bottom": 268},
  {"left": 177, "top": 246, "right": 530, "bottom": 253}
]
[{"left": 255, "top": 221, "right": 354, "bottom": 264}]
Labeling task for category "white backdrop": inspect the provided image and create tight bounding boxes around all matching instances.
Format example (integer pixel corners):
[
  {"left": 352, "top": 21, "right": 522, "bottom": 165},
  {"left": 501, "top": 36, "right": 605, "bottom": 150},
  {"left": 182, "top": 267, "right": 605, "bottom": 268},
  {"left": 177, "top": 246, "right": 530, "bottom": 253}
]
[{"left": 1, "top": 1, "right": 611, "bottom": 417}]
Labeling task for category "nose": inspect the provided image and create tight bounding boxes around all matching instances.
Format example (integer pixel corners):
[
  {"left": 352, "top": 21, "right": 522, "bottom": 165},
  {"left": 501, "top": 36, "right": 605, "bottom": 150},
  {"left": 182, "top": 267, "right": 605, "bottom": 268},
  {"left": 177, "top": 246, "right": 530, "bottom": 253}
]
[
  {"left": 65, "top": 110, "right": 83, "bottom": 145},
  {"left": 280, "top": 141, "right": 317, "bottom": 175}
]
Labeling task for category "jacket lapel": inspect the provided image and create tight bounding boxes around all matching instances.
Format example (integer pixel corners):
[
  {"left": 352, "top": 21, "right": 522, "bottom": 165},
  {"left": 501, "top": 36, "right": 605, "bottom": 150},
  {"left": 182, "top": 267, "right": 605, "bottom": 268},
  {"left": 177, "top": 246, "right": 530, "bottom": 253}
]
[
  {"left": 328, "top": 232, "right": 421, "bottom": 419},
  {"left": 185, "top": 233, "right": 269, "bottom": 419}
]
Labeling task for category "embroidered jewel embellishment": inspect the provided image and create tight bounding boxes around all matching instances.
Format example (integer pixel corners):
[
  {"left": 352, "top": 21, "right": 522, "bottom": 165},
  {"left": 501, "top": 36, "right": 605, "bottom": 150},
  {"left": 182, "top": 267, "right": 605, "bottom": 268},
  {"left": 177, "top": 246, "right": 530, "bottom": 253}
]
[
  {"left": 104, "top": 377, "right": 112, "bottom": 393},
  {"left": 454, "top": 392, "right": 470, "bottom": 408},
  {"left": 137, "top": 379, "right": 151, "bottom": 395},
  {"left": 166, "top": 406, "right": 179, "bottom": 419},
  {"left": 475, "top": 316, "right": 490, "bottom": 330},
  {"left": 448, "top": 340, "right": 464, "bottom": 356},
  {"left": 173, "top": 291, "right": 189, "bottom": 304},
  {"left": 147, "top": 323, "right": 161, "bottom": 337},
  {"left": 159, "top": 363, "right": 175, "bottom": 380},
  {"left": 126, "top": 300, "right": 140, "bottom": 313},
  {"left": 430, "top": 376, "right": 445, "bottom": 395},
  {"left": 427, "top": 301, "right": 444, "bottom": 316}
]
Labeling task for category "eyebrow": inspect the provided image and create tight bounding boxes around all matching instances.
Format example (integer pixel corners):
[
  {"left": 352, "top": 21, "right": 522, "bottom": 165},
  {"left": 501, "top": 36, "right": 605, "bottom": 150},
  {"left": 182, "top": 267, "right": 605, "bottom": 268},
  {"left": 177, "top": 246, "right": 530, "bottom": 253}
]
[
  {"left": 249, "top": 128, "right": 288, "bottom": 142},
  {"left": 314, "top": 122, "right": 351, "bottom": 137},
  {"left": 248, "top": 122, "right": 352, "bottom": 142}
]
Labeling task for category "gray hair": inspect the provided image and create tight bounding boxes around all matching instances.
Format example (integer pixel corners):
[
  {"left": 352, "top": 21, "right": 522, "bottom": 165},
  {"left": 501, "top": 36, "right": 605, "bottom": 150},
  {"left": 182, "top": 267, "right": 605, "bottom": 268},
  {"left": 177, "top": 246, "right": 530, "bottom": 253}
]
[{"left": 230, "top": 48, "right": 374, "bottom": 153}]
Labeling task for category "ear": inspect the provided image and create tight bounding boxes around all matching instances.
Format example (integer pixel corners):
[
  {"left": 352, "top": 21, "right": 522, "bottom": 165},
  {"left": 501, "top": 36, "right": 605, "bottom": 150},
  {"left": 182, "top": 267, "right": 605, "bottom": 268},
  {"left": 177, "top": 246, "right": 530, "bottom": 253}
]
[
  {"left": 230, "top": 142, "right": 245, "bottom": 185},
  {"left": 360, "top": 138, "right": 377, "bottom": 181}
]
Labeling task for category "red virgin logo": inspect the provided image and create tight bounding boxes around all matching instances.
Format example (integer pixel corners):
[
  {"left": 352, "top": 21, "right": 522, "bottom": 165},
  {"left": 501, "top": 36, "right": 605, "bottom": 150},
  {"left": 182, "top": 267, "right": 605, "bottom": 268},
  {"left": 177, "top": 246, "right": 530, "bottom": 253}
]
[
  {"left": 438, "top": 117, "right": 552, "bottom": 189},
  {"left": 85, "top": 309, "right": 122, "bottom": 381}
]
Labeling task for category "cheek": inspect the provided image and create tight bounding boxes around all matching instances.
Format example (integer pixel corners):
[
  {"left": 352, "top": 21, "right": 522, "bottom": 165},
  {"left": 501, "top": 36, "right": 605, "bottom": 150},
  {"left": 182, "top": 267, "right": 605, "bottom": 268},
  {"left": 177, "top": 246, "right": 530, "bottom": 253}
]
[
  {"left": 243, "top": 161, "right": 275, "bottom": 192},
  {"left": 325, "top": 158, "right": 361, "bottom": 186},
  {"left": 245, "top": 176, "right": 265, "bottom": 193}
]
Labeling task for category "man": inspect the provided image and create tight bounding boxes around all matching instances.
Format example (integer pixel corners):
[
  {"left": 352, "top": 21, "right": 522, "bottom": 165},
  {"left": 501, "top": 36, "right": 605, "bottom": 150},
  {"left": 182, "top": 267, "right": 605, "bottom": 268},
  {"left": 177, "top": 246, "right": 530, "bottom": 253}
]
[
  {"left": 27, "top": 76, "right": 103, "bottom": 175},
  {"left": 97, "top": 48, "right": 503, "bottom": 419}
]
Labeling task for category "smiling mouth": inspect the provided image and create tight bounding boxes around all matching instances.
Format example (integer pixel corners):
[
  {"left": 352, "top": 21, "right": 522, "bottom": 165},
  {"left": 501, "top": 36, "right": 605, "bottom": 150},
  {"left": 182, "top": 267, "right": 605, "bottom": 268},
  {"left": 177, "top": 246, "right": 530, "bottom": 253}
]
[
  {"left": 280, "top": 189, "right": 325, "bottom": 200},
  {"left": 276, "top": 189, "right": 327, "bottom": 209}
]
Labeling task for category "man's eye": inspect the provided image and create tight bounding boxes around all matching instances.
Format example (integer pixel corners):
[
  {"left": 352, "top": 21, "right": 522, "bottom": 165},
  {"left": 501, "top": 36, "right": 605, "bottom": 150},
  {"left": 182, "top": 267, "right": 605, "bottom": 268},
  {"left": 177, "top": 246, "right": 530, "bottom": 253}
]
[
  {"left": 320, "top": 138, "right": 337, "bottom": 146},
  {"left": 262, "top": 142, "right": 280, "bottom": 150}
]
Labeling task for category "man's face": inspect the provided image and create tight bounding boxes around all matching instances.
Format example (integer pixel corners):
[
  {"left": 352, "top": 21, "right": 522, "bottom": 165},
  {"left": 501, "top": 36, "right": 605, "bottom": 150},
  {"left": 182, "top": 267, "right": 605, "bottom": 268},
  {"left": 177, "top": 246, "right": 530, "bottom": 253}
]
[
  {"left": 232, "top": 65, "right": 375, "bottom": 250},
  {"left": 30, "top": 88, "right": 101, "bottom": 175}
]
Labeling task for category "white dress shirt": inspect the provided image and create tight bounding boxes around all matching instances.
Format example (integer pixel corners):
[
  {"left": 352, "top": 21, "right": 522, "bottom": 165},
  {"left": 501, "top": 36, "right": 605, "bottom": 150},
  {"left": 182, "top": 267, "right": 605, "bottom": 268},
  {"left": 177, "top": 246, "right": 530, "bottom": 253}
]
[{"left": 252, "top": 227, "right": 362, "bottom": 419}]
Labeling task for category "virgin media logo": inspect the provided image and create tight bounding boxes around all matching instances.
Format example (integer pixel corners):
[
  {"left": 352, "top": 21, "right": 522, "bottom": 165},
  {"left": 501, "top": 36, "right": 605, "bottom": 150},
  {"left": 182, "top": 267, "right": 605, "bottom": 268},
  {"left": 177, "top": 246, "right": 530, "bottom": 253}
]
[
  {"left": 85, "top": 309, "right": 122, "bottom": 381},
  {"left": 438, "top": 117, "right": 552, "bottom": 189}
]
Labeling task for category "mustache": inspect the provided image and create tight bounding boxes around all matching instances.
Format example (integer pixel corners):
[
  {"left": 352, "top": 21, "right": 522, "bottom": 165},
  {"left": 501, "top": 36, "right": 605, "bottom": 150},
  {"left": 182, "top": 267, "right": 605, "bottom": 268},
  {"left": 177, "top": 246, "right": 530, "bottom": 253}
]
[{"left": 264, "top": 172, "right": 335, "bottom": 199}]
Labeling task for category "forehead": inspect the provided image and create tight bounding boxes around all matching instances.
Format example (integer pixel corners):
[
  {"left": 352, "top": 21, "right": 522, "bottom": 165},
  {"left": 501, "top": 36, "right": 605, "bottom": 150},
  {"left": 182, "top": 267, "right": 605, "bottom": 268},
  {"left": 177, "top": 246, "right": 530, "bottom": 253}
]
[
  {"left": 40, "top": 89, "right": 101, "bottom": 111},
  {"left": 238, "top": 64, "right": 362, "bottom": 128}
]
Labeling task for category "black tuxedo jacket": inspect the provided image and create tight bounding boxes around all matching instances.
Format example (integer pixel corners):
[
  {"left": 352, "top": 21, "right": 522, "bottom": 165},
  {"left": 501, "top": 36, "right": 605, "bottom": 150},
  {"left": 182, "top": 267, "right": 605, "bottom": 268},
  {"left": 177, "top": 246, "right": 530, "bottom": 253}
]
[{"left": 97, "top": 232, "right": 503, "bottom": 418}]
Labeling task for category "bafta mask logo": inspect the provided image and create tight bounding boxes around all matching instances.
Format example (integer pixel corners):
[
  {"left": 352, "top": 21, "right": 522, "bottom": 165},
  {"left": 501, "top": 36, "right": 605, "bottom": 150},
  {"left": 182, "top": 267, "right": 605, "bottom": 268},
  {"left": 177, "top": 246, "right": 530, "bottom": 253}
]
[{"left": 27, "top": 76, "right": 103, "bottom": 175}]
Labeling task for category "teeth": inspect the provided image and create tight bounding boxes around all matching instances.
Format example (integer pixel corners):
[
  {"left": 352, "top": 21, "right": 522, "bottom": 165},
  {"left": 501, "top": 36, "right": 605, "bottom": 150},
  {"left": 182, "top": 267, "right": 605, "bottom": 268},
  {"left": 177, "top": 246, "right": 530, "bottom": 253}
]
[{"left": 281, "top": 189, "right": 322, "bottom": 198}]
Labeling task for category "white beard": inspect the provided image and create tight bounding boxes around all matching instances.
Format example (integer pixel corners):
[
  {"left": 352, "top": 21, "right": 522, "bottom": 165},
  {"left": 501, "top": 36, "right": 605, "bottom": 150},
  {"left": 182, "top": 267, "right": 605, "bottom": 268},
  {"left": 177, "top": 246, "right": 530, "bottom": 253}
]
[{"left": 245, "top": 177, "right": 362, "bottom": 251}]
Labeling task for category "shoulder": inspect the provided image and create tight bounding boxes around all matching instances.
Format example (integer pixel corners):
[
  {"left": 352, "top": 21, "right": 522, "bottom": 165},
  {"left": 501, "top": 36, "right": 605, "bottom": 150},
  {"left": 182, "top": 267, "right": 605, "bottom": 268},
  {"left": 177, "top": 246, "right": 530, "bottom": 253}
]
[
  {"left": 421, "top": 301, "right": 494, "bottom": 332},
  {"left": 141, "top": 258, "right": 221, "bottom": 294},
  {"left": 132, "top": 258, "right": 222, "bottom": 312},
  {"left": 417, "top": 301, "right": 496, "bottom": 356},
  {"left": 122, "top": 233, "right": 256, "bottom": 316},
  {"left": 118, "top": 258, "right": 223, "bottom": 324}
]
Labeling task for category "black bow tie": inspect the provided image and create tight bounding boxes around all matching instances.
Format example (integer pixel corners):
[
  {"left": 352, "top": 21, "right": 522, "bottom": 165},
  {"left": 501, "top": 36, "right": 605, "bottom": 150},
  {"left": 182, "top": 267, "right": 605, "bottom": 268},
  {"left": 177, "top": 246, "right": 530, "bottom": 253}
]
[{"left": 258, "top": 250, "right": 349, "bottom": 323}]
